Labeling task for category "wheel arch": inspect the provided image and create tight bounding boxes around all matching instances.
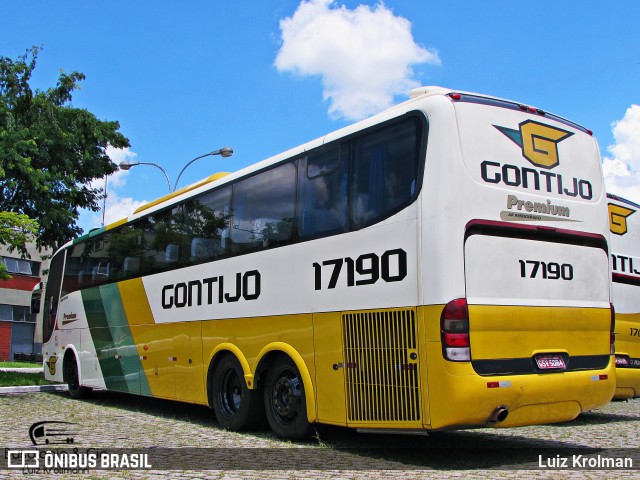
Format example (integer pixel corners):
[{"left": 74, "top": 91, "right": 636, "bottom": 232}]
[
  {"left": 205, "top": 343, "right": 252, "bottom": 409},
  {"left": 62, "top": 346, "right": 81, "bottom": 384},
  {"left": 255, "top": 342, "right": 317, "bottom": 423}
]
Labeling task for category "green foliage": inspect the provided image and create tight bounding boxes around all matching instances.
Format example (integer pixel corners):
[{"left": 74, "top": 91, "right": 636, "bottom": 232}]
[
  {"left": 0, "top": 361, "right": 42, "bottom": 368},
  {"left": 0, "top": 371, "right": 51, "bottom": 387},
  {"left": 0, "top": 47, "right": 130, "bottom": 251},
  {"left": 0, "top": 211, "right": 39, "bottom": 279}
]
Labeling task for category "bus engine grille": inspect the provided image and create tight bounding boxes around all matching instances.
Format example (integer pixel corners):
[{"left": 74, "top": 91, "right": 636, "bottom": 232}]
[{"left": 342, "top": 309, "right": 421, "bottom": 423}]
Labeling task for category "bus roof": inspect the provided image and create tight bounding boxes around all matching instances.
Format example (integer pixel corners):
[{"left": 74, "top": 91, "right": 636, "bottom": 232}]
[{"left": 71, "top": 86, "right": 593, "bottom": 246}]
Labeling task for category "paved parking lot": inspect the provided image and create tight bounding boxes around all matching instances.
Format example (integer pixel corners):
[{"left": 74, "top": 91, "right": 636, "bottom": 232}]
[{"left": 1, "top": 389, "right": 639, "bottom": 479}]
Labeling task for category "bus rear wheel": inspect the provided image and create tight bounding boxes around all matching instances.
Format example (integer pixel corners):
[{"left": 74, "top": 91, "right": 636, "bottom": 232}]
[
  {"left": 211, "top": 355, "right": 263, "bottom": 430},
  {"left": 64, "top": 354, "right": 90, "bottom": 399},
  {"left": 264, "top": 356, "right": 313, "bottom": 440}
]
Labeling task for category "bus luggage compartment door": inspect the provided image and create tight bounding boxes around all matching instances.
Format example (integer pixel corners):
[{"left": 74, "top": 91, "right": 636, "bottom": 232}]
[{"left": 463, "top": 230, "right": 611, "bottom": 375}]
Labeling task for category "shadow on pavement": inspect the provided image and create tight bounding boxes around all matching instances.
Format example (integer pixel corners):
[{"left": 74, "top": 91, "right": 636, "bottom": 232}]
[{"left": 41, "top": 390, "right": 639, "bottom": 470}]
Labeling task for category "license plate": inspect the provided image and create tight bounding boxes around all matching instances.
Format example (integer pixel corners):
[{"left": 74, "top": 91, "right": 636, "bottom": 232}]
[
  {"left": 615, "top": 356, "right": 629, "bottom": 366},
  {"left": 535, "top": 354, "right": 566, "bottom": 370}
]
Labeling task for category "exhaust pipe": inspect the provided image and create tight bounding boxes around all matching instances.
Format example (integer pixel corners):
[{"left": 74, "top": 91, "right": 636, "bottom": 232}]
[{"left": 488, "top": 406, "right": 509, "bottom": 424}]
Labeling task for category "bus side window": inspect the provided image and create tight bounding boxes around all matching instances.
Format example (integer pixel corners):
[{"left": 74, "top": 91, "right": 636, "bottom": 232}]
[
  {"left": 80, "top": 236, "right": 111, "bottom": 288},
  {"left": 142, "top": 207, "right": 184, "bottom": 274},
  {"left": 184, "top": 186, "right": 231, "bottom": 264},
  {"left": 108, "top": 224, "right": 143, "bottom": 281},
  {"left": 62, "top": 244, "right": 82, "bottom": 295},
  {"left": 298, "top": 148, "right": 348, "bottom": 240},
  {"left": 230, "top": 163, "right": 296, "bottom": 254},
  {"left": 351, "top": 118, "right": 420, "bottom": 229}
]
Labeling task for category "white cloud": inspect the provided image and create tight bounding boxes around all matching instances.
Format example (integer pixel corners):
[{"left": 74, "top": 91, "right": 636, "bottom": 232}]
[
  {"left": 275, "top": 0, "right": 440, "bottom": 121},
  {"left": 101, "top": 193, "right": 148, "bottom": 226},
  {"left": 77, "top": 146, "right": 148, "bottom": 232},
  {"left": 105, "top": 145, "right": 137, "bottom": 189},
  {"left": 603, "top": 105, "right": 640, "bottom": 204}
]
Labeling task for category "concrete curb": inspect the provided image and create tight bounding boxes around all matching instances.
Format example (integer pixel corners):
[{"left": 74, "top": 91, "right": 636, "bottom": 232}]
[{"left": 0, "top": 384, "right": 68, "bottom": 394}]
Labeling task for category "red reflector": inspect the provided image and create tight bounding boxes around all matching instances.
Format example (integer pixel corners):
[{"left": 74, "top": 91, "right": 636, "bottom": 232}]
[
  {"left": 599, "top": 374, "right": 608, "bottom": 381},
  {"left": 444, "top": 332, "right": 470, "bottom": 347},
  {"left": 487, "top": 382, "right": 499, "bottom": 388},
  {"left": 587, "top": 129, "right": 593, "bottom": 136},
  {"left": 451, "top": 93, "right": 461, "bottom": 100},
  {"left": 528, "top": 106, "right": 537, "bottom": 113}
]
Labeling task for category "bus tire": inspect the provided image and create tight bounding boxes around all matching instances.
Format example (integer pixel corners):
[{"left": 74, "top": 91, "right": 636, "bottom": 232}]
[
  {"left": 211, "top": 355, "right": 263, "bottom": 430},
  {"left": 263, "top": 356, "right": 313, "bottom": 440},
  {"left": 64, "top": 354, "right": 90, "bottom": 399}
]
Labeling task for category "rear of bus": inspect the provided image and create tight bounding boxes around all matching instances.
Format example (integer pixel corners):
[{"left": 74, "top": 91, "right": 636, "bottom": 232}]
[
  {"left": 416, "top": 89, "right": 615, "bottom": 429},
  {"left": 608, "top": 193, "right": 640, "bottom": 399}
]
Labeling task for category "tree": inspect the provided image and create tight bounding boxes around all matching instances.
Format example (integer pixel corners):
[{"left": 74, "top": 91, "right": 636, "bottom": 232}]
[
  {"left": 0, "top": 47, "right": 130, "bottom": 253},
  {"left": 0, "top": 212, "right": 38, "bottom": 279}
]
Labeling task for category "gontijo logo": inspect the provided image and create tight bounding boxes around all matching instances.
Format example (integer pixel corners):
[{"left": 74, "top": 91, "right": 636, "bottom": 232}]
[
  {"left": 608, "top": 203, "right": 635, "bottom": 235},
  {"left": 495, "top": 120, "right": 573, "bottom": 169},
  {"left": 481, "top": 120, "right": 593, "bottom": 199}
]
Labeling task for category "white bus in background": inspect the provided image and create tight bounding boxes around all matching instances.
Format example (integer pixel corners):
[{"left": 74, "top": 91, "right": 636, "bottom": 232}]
[
  {"left": 608, "top": 193, "right": 640, "bottom": 399},
  {"left": 36, "top": 86, "right": 615, "bottom": 440}
]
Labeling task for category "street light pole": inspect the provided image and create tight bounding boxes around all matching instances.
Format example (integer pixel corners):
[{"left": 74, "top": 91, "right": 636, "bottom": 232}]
[
  {"left": 118, "top": 161, "right": 172, "bottom": 193},
  {"left": 101, "top": 175, "right": 108, "bottom": 226},
  {"left": 119, "top": 147, "right": 233, "bottom": 193},
  {"left": 172, "top": 147, "right": 233, "bottom": 192}
]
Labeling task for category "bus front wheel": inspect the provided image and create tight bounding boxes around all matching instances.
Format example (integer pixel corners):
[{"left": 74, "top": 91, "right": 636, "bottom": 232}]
[
  {"left": 211, "top": 355, "right": 263, "bottom": 430},
  {"left": 264, "top": 356, "right": 313, "bottom": 440},
  {"left": 64, "top": 354, "right": 90, "bottom": 399}
]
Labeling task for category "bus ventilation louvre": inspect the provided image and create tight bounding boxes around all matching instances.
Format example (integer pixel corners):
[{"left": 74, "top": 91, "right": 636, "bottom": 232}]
[{"left": 342, "top": 309, "right": 421, "bottom": 423}]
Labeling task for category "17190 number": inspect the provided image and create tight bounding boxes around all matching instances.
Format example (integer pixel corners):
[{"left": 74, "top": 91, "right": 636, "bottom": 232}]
[
  {"left": 313, "top": 249, "right": 407, "bottom": 290},
  {"left": 518, "top": 260, "right": 574, "bottom": 280}
]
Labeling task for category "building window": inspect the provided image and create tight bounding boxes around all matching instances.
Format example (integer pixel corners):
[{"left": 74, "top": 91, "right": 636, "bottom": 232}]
[
  {"left": 2, "top": 257, "right": 36, "bottom": 276},
  {"left": 0, "top": 305, "right": 35, "bottom": 323},
  {"left": 0, "top": 304, "right": 12, "bottom": 321}
]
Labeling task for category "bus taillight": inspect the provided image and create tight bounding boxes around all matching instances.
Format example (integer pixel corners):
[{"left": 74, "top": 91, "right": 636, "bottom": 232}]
[{"left": 441, "top": 298, "right": 471, "bottom": 362}]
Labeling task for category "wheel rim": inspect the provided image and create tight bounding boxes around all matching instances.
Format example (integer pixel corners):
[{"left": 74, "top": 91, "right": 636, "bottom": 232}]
[
  {"left": 271, "top": 370, "right": 302, "bottom": 423},
  {"left": 219, "top": 368, "right": 243, "bottom": 417}
]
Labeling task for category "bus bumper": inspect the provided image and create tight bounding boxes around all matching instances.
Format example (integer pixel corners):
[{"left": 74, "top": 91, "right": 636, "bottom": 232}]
[
  {"left": 613, "top": 365, "right": 640, "bottom": 400},
  {"left": 425, "top": 348, "right": 616, "bottom": 430}
]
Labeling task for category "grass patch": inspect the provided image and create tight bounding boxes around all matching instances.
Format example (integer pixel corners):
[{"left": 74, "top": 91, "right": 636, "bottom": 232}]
[
  {"left": 0, "top": 361, "right": 42, "bottom": 368},
  {"left": 0, "top": 371, "right": 52, "bottom": 387}
]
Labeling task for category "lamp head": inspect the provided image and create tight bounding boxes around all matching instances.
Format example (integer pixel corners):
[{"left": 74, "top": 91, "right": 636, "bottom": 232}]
[
  {"left": 217, "top": 147, "right": 233, "bottom": 158},
  {"left": 119, "top": 160, "right": 139, "bottom": 171}
]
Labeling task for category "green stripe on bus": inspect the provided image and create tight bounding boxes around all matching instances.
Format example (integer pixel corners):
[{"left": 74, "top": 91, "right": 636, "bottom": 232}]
[
  {"left": 73, "top": 226, "right": 106, "bottom": 244},
  {"left": 99, "top": 283, "right": 152, "bottom": 396},
  {"left": 81, "top": 285, "right": 151, "bottom": 396},
  {"left": 81, "top": 287, "right": 127, "bottom": 392}
]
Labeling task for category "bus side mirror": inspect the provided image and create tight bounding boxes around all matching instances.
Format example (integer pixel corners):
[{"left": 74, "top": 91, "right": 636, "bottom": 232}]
[{"left": 30, "top": 282, "right": 42, "bottom": 315}]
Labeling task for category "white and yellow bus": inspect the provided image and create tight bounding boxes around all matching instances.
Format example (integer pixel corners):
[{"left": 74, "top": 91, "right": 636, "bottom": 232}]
[
  {"left": 35, "top": 86, "right": 615, "bottom": 439},
  {"left": 608, "top": 193, "right": 640, "bottom": 399}
]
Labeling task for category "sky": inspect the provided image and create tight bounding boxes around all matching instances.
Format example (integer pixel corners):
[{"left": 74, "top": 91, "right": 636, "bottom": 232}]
[{"left": 3, "top": 0, "right": 640, "bottom": 233}]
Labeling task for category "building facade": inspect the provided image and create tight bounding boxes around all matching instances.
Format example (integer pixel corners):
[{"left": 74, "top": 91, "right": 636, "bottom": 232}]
[{"left": 0, "top": 243, "right": 48, "bottom": 361}]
